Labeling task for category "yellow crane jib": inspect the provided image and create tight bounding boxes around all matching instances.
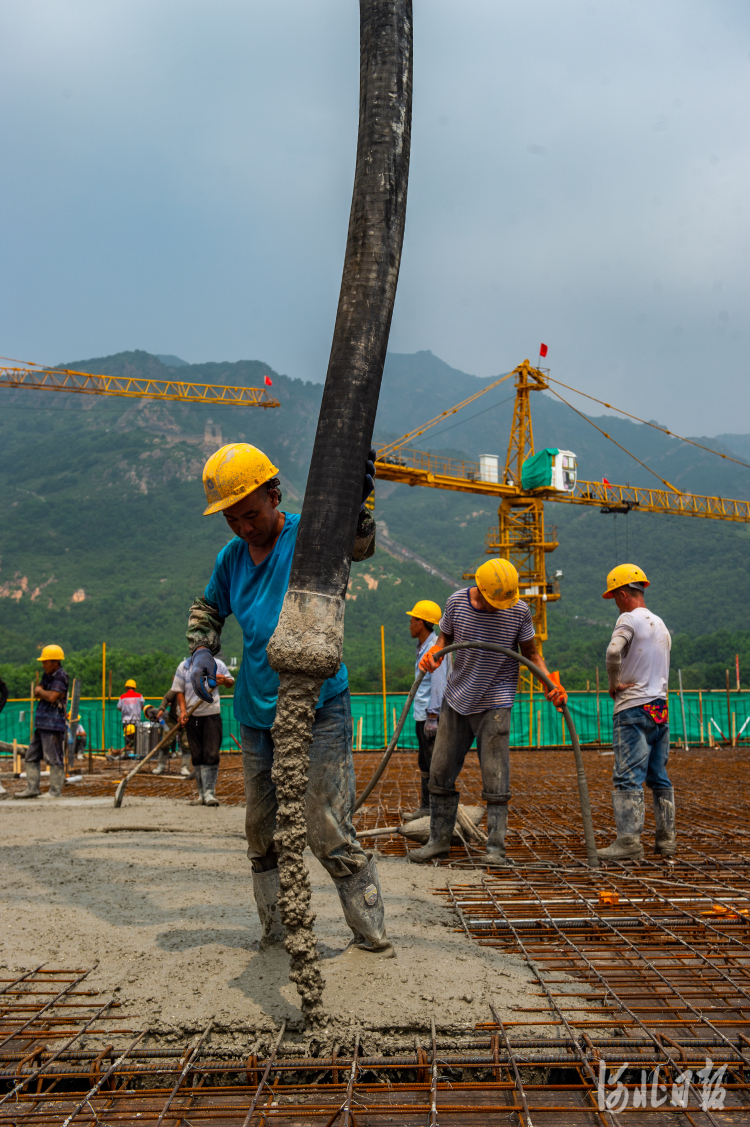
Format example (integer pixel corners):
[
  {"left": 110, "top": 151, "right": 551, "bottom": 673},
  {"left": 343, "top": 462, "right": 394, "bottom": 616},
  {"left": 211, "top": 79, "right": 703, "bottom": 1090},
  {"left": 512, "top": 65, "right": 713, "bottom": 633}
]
[
  {"left": 0, "top": 364, "right": 280, "bottom": 408},
  {"left": 374, "top": 355, "right": 750, "bottom": 670}
]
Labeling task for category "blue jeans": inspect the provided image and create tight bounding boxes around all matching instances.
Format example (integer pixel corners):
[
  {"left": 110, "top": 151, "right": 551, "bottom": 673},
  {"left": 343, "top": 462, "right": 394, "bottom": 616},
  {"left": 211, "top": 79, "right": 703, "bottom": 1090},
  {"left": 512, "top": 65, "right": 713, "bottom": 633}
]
[
  {"left": 612, "top": 700, "right": 672, "bottom": 791},
  {"left": 241, "top": 688, "right": 368, "bottom": 880}
]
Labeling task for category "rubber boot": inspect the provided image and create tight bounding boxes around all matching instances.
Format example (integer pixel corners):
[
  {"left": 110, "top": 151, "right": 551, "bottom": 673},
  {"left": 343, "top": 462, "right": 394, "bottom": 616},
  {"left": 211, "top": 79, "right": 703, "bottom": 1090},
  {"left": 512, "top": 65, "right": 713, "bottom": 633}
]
[
  {"left": 653, "top": 787, "right": 676, "bottom": 857},
  {"left": 408, "top": 792, "right": 460, "bottom": 863},
  {"left": 47, "top": 765, "right": 64, "bottom": 798},
  {"left": 333, "top": 854, "right": 394, "bottom": 955},
  {"left": 180, "top": 753, "right": 193, "bottom": 778},
  {"left": 189, "top": 771, "right": 205, "bottom": 806},
  {"left": 597, "top": 789, "right": 645, "bottom": 861},
  {"left": 404, "top": 773, "right": 431, "bottom": 821},
  {"left": 202, "top": 765, "right": 219, "bottom": 806},
  {"left": 152, "top": 750, "right": 169, "bottom": 775},
  {"left": 14, "top": 762, "right": 41, "bottom": 799},
  {"left": 252, "top": 868, "right": 286, "bottom": 949},
  {"left": 484, "top": 804, "right": 514, "bottom": 867}
]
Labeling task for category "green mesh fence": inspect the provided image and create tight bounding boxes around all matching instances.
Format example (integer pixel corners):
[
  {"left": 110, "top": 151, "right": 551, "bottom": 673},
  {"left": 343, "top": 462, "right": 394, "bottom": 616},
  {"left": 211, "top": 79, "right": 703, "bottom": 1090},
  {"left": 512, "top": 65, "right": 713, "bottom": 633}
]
[
  {"left": 351, "top": 689, "right": 750, "bottom": 748},
  {"left": 2, "top": 689, "right": 745, "bottom": 752}
]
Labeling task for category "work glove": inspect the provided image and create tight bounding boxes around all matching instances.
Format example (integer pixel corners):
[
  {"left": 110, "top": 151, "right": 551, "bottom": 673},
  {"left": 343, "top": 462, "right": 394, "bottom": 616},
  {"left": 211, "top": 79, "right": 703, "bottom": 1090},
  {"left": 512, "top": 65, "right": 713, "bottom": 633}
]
[
  {"left": 544, "top": 671, "right": 568, "bottom": 710},
  {"left": 190, "top": 647, "right": 218, "bottom": 703},
  {"left": 424, "top": 715, "right": 439, "bottom": 739},
  {"left": 360, "top": 445, "right": 376, "bottom": 509},
  {"left": 419, "top": 645, "right": 444, "bottom": 674}
]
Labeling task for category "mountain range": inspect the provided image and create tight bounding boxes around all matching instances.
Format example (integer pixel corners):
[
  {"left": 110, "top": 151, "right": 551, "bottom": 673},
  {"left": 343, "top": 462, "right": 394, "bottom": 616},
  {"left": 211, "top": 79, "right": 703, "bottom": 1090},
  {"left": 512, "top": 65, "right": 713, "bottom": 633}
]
[{"left": 1, "top": 348, "right": 748, "bottom": 690}]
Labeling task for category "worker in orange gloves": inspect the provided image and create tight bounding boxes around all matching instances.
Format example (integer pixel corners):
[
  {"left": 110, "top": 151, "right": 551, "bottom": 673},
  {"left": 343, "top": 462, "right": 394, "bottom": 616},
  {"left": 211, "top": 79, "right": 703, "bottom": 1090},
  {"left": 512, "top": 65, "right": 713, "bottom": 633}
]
[{"left": 408, "top": 559, "right": 566, "bottom": 866}]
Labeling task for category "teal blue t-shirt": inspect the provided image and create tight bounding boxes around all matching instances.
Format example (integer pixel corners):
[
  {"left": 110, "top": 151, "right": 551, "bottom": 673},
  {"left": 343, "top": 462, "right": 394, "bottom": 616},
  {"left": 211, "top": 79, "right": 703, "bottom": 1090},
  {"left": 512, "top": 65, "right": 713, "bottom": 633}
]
[{"left": 204, "top": 513, "right": 348, "bottom": 729}]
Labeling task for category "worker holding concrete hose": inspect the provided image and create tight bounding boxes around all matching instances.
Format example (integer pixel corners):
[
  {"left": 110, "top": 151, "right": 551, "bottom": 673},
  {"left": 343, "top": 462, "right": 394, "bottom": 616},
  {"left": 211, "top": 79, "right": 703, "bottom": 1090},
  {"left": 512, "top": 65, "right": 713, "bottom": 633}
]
[
  {"left": 597, "top": 564, "right": 675, "bottom": 861},
  {"left": 14, "top": 644, "right": 69, "bottom": 800},
  {"left": 184, "top": 442, "right": 394, "bottom": 955},
  {"left": 409, "top": 559, "right": 566, "bottom": 865},
  {"left": 403, "top": 599, "right": 448, "bottom": 820}
]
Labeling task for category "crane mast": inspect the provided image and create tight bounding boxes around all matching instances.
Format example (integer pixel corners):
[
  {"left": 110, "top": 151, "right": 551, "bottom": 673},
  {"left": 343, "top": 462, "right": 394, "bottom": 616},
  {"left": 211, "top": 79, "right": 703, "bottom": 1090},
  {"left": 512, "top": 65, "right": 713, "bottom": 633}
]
[{"left": 493, "top": 361, "right": 559, "bottom": 652}]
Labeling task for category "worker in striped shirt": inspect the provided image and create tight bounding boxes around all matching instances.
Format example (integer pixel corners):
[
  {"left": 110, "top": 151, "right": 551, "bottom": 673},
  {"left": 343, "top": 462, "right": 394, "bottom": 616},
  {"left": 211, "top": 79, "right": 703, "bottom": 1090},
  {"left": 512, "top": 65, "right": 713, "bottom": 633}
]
[{"left": 409, "top": 558, "right": 566, "bottom": 866}]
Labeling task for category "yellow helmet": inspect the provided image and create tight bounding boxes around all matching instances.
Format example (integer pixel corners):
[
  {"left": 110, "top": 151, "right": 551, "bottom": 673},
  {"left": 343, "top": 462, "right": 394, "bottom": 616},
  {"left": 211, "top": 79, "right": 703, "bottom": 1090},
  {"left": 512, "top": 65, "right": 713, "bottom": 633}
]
[
  {"left": 38, "top": 644, "right": 64, "bottom": 662},
  {"left": 125, "top": 679, "right": 137, "bottom": 689},
  {"left": 406, "top": 600, "right": 442, "bottom": 625},
  {"left": 202, "top": 443, "right": 279, "bottom": 516},
  {"left": 475, "top": 558, "right": 519, "bottom": 609},
  {"left": 125, "top": 723, "right": 136, "bottom": 736},
  {"left": 602, "top": 563, "right": 650, "bottom": 600}
]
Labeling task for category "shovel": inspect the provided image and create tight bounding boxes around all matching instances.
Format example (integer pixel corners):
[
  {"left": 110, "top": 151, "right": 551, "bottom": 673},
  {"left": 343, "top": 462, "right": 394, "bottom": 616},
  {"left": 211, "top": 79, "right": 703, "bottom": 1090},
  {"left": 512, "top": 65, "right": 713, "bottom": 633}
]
[{"left": 114, "top": 703, "right": 200, "bottom": 808}]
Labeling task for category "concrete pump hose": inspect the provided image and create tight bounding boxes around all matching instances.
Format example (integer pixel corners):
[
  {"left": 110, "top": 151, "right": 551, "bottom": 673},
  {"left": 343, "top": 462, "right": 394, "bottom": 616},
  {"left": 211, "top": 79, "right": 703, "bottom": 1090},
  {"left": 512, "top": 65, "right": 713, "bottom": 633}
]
[{"left": 354, "top": 640, "right": 599, "bottom": 869}]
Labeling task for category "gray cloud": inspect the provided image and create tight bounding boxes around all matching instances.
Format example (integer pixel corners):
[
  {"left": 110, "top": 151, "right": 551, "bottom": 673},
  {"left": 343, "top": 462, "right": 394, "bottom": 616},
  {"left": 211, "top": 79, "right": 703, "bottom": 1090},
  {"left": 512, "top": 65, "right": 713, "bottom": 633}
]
[{"left": 1, "top": 0, "right": 748, "bottom": 433}]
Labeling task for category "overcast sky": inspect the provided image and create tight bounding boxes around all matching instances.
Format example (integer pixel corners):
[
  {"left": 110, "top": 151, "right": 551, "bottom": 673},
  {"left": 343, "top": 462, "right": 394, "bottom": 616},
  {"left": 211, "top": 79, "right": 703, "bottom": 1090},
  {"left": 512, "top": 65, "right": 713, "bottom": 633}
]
[{"left": 1, "top": 1, "right": 748, "bottom": 434}]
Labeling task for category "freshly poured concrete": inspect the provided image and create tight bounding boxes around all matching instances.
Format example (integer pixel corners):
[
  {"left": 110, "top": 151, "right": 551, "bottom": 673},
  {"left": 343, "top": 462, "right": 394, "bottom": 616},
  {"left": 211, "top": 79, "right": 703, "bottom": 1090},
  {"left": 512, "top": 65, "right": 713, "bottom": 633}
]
[{"left": 0, "top": 796, "right": 576, "bottom": 1041}]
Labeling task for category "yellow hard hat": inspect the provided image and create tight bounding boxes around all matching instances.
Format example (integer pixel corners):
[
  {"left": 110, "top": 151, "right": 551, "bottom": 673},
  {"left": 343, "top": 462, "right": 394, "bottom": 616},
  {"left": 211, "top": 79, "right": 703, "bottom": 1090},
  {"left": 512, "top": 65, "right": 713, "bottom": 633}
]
[
  {"left": 475, "top": 558, "right": 519, "bottom": 609},
  {"left": 125, "top": 679, "right": 137, "bottom": 689},
  {"left": 125, "top": 723, "right": 136, "bottom": 736},
  {"left": 38, "top": 644, "right": 64, "bottom": 662},
  {"left": 406, "top": 600, "right": 442, "bottom": 625},
  {"left": 202, "top": 443, "right": 279, "bottom": 516},
  {"left": 602, "top": 563, "right": 650, "bottom": 599}
]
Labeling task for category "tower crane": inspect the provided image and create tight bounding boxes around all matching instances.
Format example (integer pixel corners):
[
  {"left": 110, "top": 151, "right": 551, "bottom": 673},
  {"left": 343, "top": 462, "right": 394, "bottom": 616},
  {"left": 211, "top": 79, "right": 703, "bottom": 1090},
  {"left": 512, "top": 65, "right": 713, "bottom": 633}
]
[
  {"left": 0, "top": 360, "right": 280, "bottom": 408},
  {"left": 374, "top": 358, "right": 750, "bottom": 677}
]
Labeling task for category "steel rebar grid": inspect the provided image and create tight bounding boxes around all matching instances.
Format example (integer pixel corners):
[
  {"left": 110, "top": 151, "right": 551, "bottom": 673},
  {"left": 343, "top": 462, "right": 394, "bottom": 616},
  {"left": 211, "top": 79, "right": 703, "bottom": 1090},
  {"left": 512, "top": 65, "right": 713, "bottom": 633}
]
[{"left": 4, "top": 752, "right": 750, "bottom": 1120}]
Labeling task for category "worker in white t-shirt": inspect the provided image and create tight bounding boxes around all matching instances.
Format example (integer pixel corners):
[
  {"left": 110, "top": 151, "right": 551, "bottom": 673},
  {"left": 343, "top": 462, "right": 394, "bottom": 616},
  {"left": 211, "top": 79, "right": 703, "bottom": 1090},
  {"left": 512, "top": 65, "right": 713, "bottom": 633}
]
[
  {"left": 597, "top": 564, "right": 675, "bottom": 861},
  {"left": 172, "top": 655, "right": 234, "bottom": 806}
]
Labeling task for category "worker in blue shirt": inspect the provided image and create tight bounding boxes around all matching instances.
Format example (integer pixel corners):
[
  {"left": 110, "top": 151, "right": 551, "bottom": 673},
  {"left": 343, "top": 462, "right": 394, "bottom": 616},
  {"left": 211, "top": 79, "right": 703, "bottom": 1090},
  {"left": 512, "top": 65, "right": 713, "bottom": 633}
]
[
  {"left": 185, "top": 442, "right": 392, "bottom": 956},
  {"left": 403, "top": 599, "right": 448, "bottom": 821}
]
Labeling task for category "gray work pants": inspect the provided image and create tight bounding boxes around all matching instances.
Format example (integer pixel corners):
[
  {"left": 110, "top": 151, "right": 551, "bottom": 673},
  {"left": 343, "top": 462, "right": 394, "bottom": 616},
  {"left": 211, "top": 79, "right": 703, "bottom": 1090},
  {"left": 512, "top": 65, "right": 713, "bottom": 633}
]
[
  {"left": 240, "top": 688, "right": 368, "bottom": 879},
  {"left": 429, "top": 701, "right": 511, "bottom": 806},
  {"left": 26, "top": 728, "right": 65, "bottom": 768}
]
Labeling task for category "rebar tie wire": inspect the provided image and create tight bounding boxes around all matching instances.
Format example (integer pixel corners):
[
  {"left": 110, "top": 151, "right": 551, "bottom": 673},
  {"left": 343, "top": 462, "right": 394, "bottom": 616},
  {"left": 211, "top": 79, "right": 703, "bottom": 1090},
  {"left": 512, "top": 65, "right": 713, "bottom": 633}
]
[{"left": 355, "top": 640, "right": 599, "bottom": 868}]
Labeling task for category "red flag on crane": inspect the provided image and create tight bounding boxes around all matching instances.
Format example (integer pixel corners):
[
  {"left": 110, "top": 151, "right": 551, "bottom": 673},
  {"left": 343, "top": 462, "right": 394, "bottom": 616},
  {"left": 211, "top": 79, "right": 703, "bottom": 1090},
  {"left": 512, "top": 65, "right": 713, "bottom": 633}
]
[
  {"left": 539, "top": 343, "right": 548, "bottom": 358},
  {"left": 264, "top": 375, "right": 273, "bottom": 386}
]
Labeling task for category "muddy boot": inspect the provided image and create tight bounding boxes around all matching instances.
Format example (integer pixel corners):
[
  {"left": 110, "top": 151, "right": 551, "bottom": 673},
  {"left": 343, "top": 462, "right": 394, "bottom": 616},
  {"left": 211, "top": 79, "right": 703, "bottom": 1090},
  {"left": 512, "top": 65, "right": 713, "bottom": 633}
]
[
  {"left": 404, "top": 773, "right": 431, "bottom": 821},
  {"left": 484, "top": 803, "right": 514, "bottom": 867},
  {"left": 180, "top": 753, "right": 193, "bottom": 778},
  {"left": 252, "top": 868, "right": 286, "bottom": 949},
  {"left": 202, "top": 765, "right": 219, "bottom": 807},
  {"left": 408, "top": 792, "right": 459, "bottom": 863},
  {"left": 653, "top": 786, "right": 676, "bottom": 857},
  {"left": 188, "top": 771, "right": 205, "bottom": 805},
  {"left": 333, "top": 854, "right": 394, "bottom": 955},
  {"left": 597, "top": 789, "right": 645, "bottom": 861},
  {"left": 14, "top": 762, "right": 41, "bottom": 799},
  {"left": 152, "top": 750, "right": 169, "bottom": 775},
  {"left": 47, "top": 765, "right": 64, "bottom": 798}
]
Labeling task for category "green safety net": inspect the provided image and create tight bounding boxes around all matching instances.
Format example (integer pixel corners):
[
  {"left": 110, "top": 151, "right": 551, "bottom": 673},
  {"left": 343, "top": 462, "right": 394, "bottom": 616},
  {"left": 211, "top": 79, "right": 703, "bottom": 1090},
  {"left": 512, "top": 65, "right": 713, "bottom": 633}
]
[
  {"left": 1, "top": 690, "right": 746, "bottom": 752},
  {"left": 521, "top": 447, "right": 559, "bottom": 490}
]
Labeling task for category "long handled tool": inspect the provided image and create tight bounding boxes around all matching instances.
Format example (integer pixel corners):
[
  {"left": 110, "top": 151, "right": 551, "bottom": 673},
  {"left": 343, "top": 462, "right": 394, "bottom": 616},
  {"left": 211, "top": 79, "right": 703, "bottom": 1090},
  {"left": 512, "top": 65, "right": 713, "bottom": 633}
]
[{"left": 114, "top": 704, "right": 199, "bottom": 808}]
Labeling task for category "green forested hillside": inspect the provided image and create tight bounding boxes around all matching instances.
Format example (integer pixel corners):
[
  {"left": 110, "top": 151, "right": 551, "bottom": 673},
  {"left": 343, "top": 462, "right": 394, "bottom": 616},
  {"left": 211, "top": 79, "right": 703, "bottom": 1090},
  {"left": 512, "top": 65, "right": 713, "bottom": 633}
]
[{"left": 1, "top": 348, "right": 749, "bottom": 694}]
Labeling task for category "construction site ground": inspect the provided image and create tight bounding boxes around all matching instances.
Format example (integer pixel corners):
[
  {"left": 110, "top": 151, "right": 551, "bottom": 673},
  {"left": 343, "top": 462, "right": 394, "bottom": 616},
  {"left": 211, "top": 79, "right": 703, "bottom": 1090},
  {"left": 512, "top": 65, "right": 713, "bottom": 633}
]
[{"left": 2, "top": 746, "right": 749, "bottom": 1123}]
